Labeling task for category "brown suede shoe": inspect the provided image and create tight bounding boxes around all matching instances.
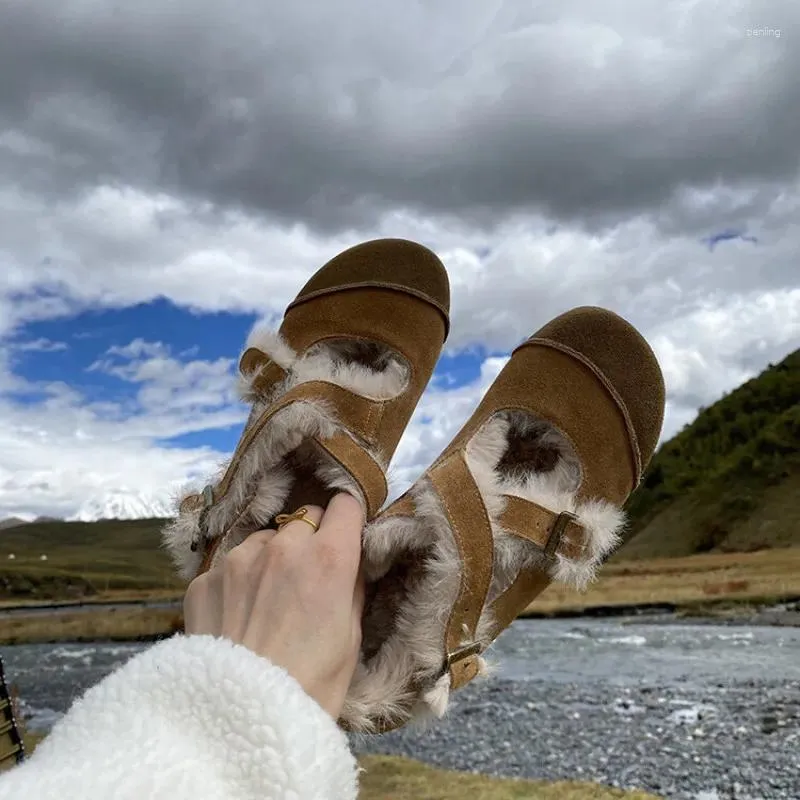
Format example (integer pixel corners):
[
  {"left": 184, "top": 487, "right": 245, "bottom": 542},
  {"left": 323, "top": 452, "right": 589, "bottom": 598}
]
[
  {"left": 162, "top": 238, "right": 450, "bottom": 579},
  {"left": 342, "top": 306, "right": 665, "bottom": 733}
]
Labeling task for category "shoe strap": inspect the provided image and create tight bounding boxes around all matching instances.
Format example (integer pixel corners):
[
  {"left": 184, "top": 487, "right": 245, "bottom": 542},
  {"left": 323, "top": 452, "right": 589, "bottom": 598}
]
[
  {"left": 239, "top": 348, "right": 289, "bottom": 394},
  {"left": 426, "top": 455, "right": 589, "bottom": 691},
  {"left": 498, "top": 496, "right": 587, "bottom": 560},
  {"left": 489, "top": 498, "right": 588, "bottom": 636},
  {"left": 213, "top": 380, "right": 385, "bottom": 501},
  {"left": 314, "top": 430, "right": 387, "bottom": 519},
  {"left": 427, "top": 453, "right": 495, "bottom": 691}
]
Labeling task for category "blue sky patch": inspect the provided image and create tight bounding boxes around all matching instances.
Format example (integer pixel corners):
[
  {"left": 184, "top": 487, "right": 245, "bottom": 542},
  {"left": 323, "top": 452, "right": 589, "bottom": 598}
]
[
  {"left": 160, "top": 427, "right": 245, "bottom": 452},
  {"left": 4, "top": 297, "right": 489, "bottom": 456},
  {"left": 8, "top": 299, "right": 258, "bottom": 402},
  {"left": 703, "top": 229, "right": 759, "bottom": 251}
]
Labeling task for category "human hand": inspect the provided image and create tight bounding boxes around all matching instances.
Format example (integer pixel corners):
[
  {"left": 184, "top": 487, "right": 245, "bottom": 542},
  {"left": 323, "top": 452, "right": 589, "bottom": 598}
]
[{"left": 182, "top": 492, "right": 366, "bottom": 720}]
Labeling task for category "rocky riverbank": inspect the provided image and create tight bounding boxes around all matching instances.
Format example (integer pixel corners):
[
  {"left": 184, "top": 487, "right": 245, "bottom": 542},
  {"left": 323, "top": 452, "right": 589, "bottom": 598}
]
[
  {"left": 352, "top": 677, "right": 799, "bottom": 800},
  {"left": 4, "top": 617, "right": 798, "bottom": 799}
]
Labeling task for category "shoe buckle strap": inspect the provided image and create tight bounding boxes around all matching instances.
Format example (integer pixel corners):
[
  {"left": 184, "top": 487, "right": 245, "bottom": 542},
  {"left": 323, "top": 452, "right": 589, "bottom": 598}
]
[
  {"left": 440, "top": 500, "right": 570, "bottom": 673},
  {"left": 499, "top": 496, "right": 587, "bottom": 561},
  {"left": 445, "top": 640, "right": 482, "bottom": 670},
  {"left": 427, "top": 453, "right": 494, "bottom": 690},
  {"left": 544, "top": 510, "right": 579, "bottom": 560}
]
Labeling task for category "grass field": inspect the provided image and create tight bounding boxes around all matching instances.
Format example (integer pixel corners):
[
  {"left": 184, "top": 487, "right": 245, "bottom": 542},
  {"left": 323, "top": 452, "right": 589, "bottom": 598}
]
[
  {"left": 0, "top": 606, "right": 183, "bottom": 645},
  {"left": 523, "top": 547, "right": 800, "bottom": 616},
  {"left": 1, "top": 548, "right": 798, "bottom": 644},
  {"left": 2, "top": 517, "right": 799, "bottom": 617},
  {"left": 0, "top": 518, "right": 184, "bottom": 601},
  {"left": 1, "top": 732, "right": 660, "bottom": 798}
]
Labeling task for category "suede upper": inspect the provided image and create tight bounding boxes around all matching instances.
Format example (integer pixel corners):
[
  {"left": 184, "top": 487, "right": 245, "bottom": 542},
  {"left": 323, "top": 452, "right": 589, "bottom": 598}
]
[
  {"left": 285, "top": 238, "right": 451, "bottom": 338},
  {"left": 279, "top": 287, "right": 448, "bottom": 464},
  {"left": 521, "top": 306, "right": 666, "bottom": 477},
  {"left": 428, "top": 305, "right": 667, "bottom": 504}
]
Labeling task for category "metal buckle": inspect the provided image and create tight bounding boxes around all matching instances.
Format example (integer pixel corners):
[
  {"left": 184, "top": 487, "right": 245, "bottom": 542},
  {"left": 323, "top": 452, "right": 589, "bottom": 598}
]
[
  {"left": 544, "top": 511, "right": 578, "bottom": 559},
  {"left": 190, "top": 485, "right": 216, "bottom": 552},
  {"left": 198, "top": 484, "right": 215, "bottom": 530},
  {"left": 445, "top": 641, "right": 482, "bottom": 670}
]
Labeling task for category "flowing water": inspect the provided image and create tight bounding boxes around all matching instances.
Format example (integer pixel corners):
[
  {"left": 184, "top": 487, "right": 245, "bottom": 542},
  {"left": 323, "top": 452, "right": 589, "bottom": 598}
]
[
  {"left": 2, "top": 618, "right": 799, "bottom": 799},
  {"left": 2, "top": 617, "right": 798, "bottom": 734}
]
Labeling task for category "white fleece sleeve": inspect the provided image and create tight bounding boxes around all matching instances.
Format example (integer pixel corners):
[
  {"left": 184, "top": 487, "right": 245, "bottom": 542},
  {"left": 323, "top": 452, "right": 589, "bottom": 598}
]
[{"left": 0, "top": 634, "right": 360, "bottom": 800}]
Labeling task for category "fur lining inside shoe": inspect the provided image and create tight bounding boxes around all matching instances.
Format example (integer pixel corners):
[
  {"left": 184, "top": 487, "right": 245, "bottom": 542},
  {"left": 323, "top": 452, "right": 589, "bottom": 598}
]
[
  {"left": 247, "top": 326, "right": 298, "bottom": 370},
  {"left": 344, "top": 410, "right": 625, "bottom": 733},
  {"left": 161, "top": 330, "right": 409, "bottom": 579}
]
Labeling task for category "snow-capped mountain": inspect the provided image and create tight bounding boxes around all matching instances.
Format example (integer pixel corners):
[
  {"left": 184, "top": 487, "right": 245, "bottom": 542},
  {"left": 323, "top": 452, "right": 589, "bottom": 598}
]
[{"left": 69, "top": 490, "right": 176, "bottom": 522}]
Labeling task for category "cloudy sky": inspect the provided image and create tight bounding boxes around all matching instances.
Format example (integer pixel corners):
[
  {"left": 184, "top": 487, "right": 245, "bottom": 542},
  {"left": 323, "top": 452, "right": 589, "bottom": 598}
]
[{"left": 0, "top": 0, "right": 798, "bottom": 520}]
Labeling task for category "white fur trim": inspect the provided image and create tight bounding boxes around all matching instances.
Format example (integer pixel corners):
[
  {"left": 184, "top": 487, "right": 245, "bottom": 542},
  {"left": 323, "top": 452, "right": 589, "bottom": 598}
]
[
  {"left": 294, "top": 341, "right": 409, "bottom": 400},
  {"left": 246, "top": 326, "right": 297, "bottom": 370},
  {"left": 238, "top": 331, "right": 409, "bottom": 403},
  {"left": 161, "top": 505, "right": 205, "bottom": 582}
]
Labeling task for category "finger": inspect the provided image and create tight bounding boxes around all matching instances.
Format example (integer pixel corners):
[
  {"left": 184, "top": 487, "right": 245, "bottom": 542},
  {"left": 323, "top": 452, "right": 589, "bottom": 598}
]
[
  {"left": 221, "top": 528, "right": 277, "bottom": 566},
  {"left": 351, "top": 570, "right": 366, "bottom": 657},
  {"left": 183, "top": 577, "right": 221, "bottom": 636},
  {"left": 317, "top": 492, "right": 365, "bottom": 556},
  {"left": 240, "top": 528, "right": 279, "bottom": 550},
  {"left": 220, "top": 529, "right": 275, "bottom": 640},
  {"left": 272, "top": 504, "right": 325, "bottom": 540},
  {"left": 316, "top": 493, "right": 365, "bottom": 588}
]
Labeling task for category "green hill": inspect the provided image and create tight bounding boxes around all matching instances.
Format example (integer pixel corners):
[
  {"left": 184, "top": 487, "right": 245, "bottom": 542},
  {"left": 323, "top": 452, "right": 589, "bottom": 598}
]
[
  {"left": 0, "top": 518, "right": 183, "bottom": 599},
  {"left": 616, "top": 347, "right": 800, "bottom": 560}
]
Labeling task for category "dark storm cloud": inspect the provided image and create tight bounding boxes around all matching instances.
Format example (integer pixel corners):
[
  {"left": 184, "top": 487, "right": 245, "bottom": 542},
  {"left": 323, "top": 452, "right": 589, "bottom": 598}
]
[{"left": 1, "top": 0, "right": 799, "bottom": 233}]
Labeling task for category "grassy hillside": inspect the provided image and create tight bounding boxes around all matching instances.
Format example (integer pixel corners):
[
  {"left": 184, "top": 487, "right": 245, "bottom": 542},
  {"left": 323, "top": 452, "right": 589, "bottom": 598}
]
[
  {"left": 617, "top": 348, "right": 799, "bottom": 560},
  {"left": 0, "top": 518, "right": 184, "bottom": 600}
]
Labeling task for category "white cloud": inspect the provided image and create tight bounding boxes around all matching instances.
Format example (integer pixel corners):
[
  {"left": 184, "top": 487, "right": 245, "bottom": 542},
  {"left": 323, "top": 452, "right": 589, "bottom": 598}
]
[
  {"left": 0, "top": 411, "right": 225, "bottom": 520},
  {"left": 87, "top": 339, "right": 240, "bottom": 420},
  {"left": 106, "top": 338, "right": 169, "bottom": 360},
  {"left": 13, "top": 337, "right": 68, "bottom": 352},
  {"left": 0, "top": 339, "right": 245, "bottom": 519},
  {"left": 0, "top": 0, "right": 798, "bottom": 519},
  {"left": 1, "top": 195, "right": 798, "bottom": 518}
]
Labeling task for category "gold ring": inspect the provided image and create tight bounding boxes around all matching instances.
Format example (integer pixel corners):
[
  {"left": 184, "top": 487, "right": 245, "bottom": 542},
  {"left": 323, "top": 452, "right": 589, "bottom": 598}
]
[{"left": 275, "top": 507, "right": 319, "bottom": 533}]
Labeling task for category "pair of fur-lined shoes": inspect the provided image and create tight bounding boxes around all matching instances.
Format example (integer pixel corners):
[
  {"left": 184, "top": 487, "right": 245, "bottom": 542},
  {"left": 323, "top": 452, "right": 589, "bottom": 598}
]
[{"left": 163, "top": 239, "right": 665, "bottom": 734}]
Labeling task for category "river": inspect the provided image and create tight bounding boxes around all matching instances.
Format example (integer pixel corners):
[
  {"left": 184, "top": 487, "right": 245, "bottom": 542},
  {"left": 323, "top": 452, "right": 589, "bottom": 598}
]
[{"left": 2, "top": 617, "right": 798, "bottom": 799}]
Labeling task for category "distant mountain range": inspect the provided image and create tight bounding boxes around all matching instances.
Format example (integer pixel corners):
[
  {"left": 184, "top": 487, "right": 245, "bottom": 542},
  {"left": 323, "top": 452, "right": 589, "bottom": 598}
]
[
  {"left": 0, "top": 515, "right": 60, "bottom": 530},
  {"left": 0, "top": 490, "right": 174, "bottom": 528},
  {"left": 69, "top": 490, "right": 175, "bottom": 523}
]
